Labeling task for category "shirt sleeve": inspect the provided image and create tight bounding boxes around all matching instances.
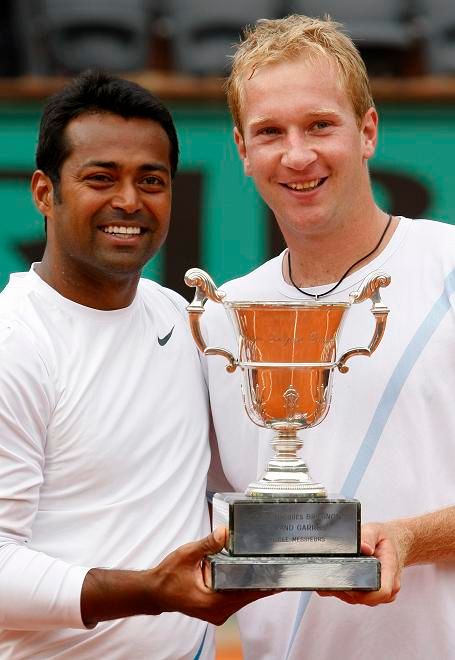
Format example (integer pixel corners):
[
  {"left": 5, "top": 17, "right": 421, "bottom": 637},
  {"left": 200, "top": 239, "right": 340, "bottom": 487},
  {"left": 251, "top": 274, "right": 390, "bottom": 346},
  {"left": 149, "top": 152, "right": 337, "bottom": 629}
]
[{"left": 0, "top": 321, "right": 91, "bottom": 630}]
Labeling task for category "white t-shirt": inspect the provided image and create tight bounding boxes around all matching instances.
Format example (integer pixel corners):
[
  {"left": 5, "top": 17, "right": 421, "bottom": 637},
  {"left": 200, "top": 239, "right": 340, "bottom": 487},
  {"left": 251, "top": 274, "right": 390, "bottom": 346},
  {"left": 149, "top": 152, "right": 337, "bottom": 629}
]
[
  {"left": 0, "top": 267, "right": 214, "bottom": 660},
  {"left": 204, "top": 217, "right": 455, "bottom": 660}
]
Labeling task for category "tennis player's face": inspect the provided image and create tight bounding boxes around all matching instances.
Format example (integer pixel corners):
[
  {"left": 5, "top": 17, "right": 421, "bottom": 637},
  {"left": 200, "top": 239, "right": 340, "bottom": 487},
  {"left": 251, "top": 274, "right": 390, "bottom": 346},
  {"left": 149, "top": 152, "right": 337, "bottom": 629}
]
[
  {"left": 234, "top": 55, "right": 377, "bottom": 244},
  {"left": 33, "top": 112, "right": 172, "bottom": 286}
]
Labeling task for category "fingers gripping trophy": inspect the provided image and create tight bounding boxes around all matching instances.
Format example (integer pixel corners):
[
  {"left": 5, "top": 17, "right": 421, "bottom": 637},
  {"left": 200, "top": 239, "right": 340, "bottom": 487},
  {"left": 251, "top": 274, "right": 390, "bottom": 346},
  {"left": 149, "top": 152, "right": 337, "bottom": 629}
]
[{"left": 185, "top": 267, "right": 391, "bottom": 591}]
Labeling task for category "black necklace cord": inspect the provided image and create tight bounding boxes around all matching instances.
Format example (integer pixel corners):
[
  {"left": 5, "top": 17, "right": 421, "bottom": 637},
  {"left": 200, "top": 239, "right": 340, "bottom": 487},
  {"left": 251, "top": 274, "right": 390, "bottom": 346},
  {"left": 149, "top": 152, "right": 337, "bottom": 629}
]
[{"left": 287, "top": 213, "right": 393, "bottom": 300}]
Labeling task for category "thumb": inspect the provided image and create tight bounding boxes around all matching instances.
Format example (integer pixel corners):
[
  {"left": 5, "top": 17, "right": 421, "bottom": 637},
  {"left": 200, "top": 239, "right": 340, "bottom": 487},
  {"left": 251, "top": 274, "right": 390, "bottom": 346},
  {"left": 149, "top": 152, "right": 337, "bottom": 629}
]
[
  {"left": 361, "top": 523, "right": 379, "bottom": 556},
  {"left": 205, "top": 526, "right": 228, "bottom": 553},
  {"left": 360, "top": 540, "right": 375, "bottom": 556},
  {"left": 190, "top": 526, "right": 227, "bottom": 560}
]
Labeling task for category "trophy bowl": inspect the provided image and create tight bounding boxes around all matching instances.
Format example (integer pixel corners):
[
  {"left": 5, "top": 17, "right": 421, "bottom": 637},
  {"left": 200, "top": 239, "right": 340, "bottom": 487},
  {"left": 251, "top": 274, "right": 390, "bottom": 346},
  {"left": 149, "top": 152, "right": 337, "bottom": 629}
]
[
  {"left": 227, "top": 300, "right": 345, "bottom": 429},
  {"left": 185, "top": 269, "right": 390, "bottom": 498}
]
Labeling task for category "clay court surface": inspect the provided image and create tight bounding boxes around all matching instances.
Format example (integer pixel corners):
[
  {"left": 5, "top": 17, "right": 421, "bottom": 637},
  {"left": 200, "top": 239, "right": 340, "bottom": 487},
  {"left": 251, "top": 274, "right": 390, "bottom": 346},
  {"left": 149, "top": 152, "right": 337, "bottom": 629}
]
[
  {"left": 217, "top": 645, "right": 242, "bottom": 660},
  {"left": 216, "top": 618, "right": 242, "bottom": 659}
]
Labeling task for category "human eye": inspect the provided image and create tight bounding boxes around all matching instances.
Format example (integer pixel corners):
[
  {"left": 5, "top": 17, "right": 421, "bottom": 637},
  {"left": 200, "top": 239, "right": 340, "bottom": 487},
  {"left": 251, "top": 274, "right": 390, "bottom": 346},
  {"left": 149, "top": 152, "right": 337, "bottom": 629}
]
[
  {"left": 85, "top": 173, "right": 114, "bottom": 186},
  {"left": 258, "top": 126, "right": 280, "bottom": 136},
  {"left": 139, "top": 173, "right": 168, "bottom": 191},
  {"left": 142, "top": 175, "right": 162, "bottom": 185},
  {"left": 313, "top": 120, "right": 331, "bottom": 130}
]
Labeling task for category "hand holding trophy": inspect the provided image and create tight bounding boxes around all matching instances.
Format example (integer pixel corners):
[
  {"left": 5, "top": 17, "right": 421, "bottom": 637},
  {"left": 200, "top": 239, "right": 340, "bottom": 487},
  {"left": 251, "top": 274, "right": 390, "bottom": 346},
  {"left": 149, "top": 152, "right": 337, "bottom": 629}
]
[{"left": 185, "top": 268, "right": 390, "bottom": 591}]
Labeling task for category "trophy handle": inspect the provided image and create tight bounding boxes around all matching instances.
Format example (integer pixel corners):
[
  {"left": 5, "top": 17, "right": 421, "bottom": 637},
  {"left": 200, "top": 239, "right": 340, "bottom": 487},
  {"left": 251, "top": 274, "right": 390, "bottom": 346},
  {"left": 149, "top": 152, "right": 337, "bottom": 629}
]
[
  {"left": 184, "top": 268, "right": 238, "bottom": 373},
  {"left": 337, "top": 272, "right": 391, "bottom": 374}
]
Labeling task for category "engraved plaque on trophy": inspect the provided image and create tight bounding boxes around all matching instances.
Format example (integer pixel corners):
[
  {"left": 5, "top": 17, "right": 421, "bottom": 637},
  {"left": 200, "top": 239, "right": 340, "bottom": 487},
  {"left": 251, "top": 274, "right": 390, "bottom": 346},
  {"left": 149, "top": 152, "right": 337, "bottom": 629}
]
[{"left": 185, "top": 268, "right": 390, "bottom": 590}]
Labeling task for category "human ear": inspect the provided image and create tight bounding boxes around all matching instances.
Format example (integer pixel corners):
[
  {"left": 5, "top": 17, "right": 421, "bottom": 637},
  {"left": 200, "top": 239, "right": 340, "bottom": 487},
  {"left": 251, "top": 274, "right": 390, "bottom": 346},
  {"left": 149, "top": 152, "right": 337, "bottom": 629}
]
[
  {"left": 31, "top": 170, "right": 56, "bottom": 216},
  {"left": 361, "top": 107, "right": 378, "bottom": 161},
  {"left": 234, "top": 127, "right": 252, "bottom": 177}
]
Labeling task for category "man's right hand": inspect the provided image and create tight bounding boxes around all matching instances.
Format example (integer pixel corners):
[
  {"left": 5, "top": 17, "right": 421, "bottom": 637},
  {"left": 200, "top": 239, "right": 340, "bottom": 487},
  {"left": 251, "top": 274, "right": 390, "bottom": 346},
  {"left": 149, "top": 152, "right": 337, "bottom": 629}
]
[
  {"left": 145, "top": 526, "right": 276, "bottom": 624},
  {"left": 81, "top": 527, "right": 277, "bottom": 627}
]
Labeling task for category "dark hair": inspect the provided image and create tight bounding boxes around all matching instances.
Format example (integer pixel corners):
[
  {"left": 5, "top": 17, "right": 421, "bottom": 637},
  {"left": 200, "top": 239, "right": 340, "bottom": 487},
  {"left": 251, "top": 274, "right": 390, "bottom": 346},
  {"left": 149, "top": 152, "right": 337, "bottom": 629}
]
[{"left": 36, "top": 70, "right": 179, "bottom": 186}]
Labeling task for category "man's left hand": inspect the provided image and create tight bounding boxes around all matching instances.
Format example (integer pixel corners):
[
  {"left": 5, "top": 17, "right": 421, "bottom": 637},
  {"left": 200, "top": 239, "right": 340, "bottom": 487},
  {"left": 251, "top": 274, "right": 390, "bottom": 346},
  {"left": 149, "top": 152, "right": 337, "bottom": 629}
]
[{"left": 317, "top": 521, "right": 410, "bottom": 606}]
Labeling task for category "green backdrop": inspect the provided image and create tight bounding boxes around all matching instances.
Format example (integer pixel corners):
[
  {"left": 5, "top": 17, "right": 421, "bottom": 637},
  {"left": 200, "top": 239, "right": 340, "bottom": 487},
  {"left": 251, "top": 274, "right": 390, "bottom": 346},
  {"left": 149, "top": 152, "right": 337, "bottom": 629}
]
[{"left": 0, "top": 102, "right": 453, "bottom": 291}]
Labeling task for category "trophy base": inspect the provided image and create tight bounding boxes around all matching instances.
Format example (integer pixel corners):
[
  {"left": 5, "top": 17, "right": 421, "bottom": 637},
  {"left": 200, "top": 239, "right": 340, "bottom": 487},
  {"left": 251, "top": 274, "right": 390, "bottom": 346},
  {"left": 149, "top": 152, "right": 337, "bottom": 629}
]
[
  {"left": 213, "top": 493, "right": 360, "bottom": 555},
  {"left": 205, "top": 553, "right": 381, "bottom": 591}
]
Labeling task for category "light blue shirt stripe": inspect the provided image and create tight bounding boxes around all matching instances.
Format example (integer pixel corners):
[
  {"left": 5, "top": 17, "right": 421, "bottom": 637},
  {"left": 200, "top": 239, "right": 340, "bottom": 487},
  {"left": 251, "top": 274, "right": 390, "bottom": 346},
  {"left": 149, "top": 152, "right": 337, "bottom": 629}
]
[
  {"left": 285, "top": 267, "right": 455, "bottom": 660},
  {"left": 193, "top": 624, "right": 208, "bottom": 660}
]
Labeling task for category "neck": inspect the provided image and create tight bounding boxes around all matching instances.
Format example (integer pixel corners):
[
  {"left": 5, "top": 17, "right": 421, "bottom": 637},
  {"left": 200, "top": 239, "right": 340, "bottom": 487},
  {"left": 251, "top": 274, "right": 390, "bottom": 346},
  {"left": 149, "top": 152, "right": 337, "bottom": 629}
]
[
  {"left": 36, "top": 259, "right": 140, "bottom": 310},
  {"left": 284, "top": 209, "right": 397, "bottom": 288}
]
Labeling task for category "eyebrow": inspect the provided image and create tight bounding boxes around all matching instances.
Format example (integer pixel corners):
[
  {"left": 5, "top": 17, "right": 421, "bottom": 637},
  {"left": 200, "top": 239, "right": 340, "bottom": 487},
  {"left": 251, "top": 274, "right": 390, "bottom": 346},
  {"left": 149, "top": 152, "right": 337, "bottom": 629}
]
[
  {"left": 249, "top": 109, "right": 340, "bottom": 129},
  {"left": 308, "top": 110, "right": 340, "bottom": 118},
  {"left": 81, "top": 160, "right": 170, "bottom": 174}
]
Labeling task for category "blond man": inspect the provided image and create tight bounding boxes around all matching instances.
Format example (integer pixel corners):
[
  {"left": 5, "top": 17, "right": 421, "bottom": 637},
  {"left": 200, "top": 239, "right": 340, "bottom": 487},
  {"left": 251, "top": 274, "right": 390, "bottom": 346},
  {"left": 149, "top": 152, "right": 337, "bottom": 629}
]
[{"left": 204, "top": 15, "right": 455, "bottom": 660}]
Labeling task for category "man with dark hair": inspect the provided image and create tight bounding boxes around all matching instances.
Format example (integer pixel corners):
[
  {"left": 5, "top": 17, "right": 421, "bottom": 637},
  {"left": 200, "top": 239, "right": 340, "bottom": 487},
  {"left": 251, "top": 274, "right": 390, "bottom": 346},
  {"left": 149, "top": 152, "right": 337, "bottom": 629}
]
[
  {"left": 36, "top": 70, "right": 180, "bottom": 189},
  {"left": 0, "top": 70, "right": 269, "bottom": 659}
]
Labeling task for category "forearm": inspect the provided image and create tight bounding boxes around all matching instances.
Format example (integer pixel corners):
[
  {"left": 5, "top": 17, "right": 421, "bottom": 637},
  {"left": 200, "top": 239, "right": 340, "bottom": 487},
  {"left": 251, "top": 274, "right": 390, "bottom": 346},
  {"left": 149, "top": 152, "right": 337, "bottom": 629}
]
[
  {"left": 81, "top": 567, "right": 161, "bottom": 626},
  {"left": 388, "top": 505, "right": 455, "bottom": 568}
]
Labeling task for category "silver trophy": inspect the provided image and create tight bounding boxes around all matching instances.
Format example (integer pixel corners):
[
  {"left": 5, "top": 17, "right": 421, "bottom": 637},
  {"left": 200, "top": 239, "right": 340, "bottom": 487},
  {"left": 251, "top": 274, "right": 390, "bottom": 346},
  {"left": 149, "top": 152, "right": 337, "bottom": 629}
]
[{"left": 185, "top": 268, "right": 390, "bottom": 590}]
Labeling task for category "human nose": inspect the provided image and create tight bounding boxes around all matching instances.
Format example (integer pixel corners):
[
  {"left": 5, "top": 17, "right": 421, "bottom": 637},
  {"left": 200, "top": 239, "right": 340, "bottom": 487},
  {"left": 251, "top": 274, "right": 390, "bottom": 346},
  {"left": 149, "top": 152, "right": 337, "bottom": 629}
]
[
  {"left": 281, "top": 133, "right": 317, "bottom": 170},
  {"left": 111, "top": 182, "right": 142, "bottom": 214}
]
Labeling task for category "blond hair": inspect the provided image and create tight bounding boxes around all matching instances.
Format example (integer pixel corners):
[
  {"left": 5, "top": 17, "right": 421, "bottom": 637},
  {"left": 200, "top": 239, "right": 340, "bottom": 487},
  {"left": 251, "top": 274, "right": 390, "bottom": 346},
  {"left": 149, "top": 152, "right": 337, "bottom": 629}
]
[{"left": 226, "top": 14, "right": 374, "bottom": 132}]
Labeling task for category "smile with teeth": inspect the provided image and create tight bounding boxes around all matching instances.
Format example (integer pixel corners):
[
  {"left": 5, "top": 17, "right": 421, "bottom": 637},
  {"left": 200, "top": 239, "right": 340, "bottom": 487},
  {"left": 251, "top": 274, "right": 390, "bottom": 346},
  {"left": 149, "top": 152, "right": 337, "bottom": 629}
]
[
  {"left": 285, "top": 178, "right": 324, "bottom": 191},
  {"left": 101, "top": 225, "right": 142, "bottom": 236}
]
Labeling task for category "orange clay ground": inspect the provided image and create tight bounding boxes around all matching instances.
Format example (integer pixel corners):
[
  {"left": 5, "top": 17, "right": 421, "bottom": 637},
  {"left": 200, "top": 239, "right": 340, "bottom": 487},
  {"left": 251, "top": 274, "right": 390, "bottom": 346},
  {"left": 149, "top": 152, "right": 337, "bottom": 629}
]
[{"left": 216, "top": 618, "right": 243, "bottom": 659}]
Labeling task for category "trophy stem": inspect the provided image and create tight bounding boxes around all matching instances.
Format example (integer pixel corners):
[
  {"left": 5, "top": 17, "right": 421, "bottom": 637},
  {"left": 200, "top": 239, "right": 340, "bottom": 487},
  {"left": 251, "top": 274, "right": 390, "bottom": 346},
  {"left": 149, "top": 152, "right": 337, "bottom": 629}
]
[{"left": 245, "top": 428, "right": 327, "bottom": 498}]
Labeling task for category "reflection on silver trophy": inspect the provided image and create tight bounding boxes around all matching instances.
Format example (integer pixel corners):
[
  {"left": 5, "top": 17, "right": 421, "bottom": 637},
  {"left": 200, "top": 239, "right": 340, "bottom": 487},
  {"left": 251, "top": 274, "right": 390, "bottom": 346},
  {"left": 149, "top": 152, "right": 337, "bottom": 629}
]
[{"left": 185, "top": 267, "right": 390, "bottom": 591}]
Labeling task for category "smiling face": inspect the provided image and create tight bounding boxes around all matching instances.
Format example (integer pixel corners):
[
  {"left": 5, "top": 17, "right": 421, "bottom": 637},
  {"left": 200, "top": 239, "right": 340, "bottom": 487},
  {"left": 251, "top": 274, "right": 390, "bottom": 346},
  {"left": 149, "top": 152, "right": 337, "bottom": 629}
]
[
  {"left": 235, "top": 54, "right": 378, "bottom": 248},
  {"left": 33, "top": 112, "right": 172, "bottom": 306}
]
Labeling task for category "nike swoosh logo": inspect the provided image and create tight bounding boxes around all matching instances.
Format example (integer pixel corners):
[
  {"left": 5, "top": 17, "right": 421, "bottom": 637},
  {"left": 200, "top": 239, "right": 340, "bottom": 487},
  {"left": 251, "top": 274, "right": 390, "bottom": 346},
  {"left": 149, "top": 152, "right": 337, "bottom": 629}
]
[{"left": 158, "top": 326, "right": 175, "bottom": 346}]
